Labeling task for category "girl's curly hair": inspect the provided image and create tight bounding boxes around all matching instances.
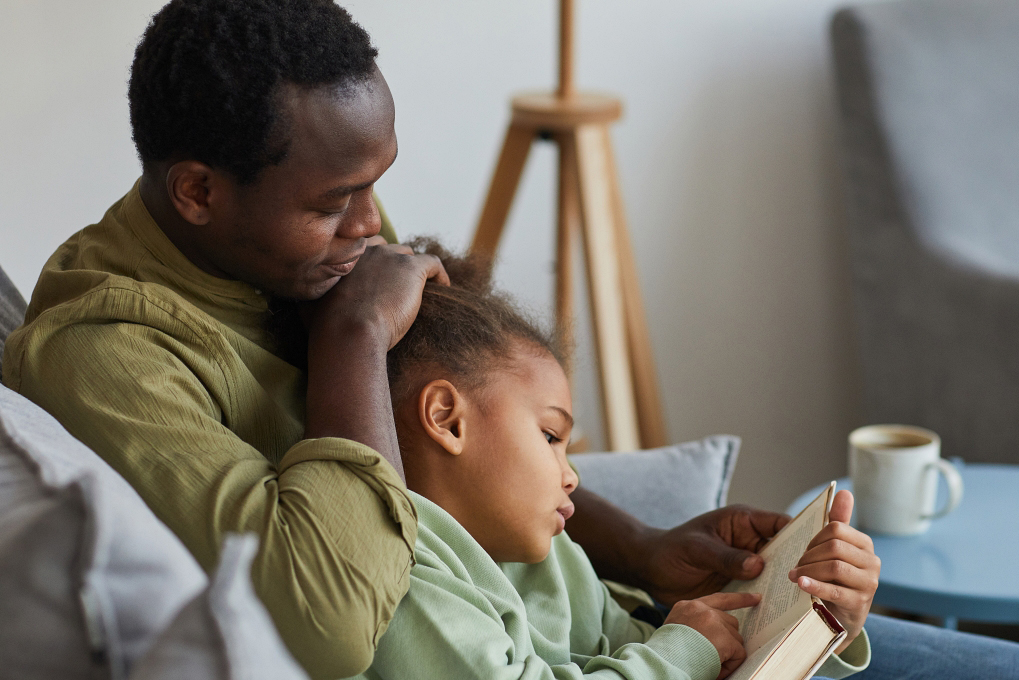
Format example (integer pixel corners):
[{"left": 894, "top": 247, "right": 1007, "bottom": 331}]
[{"left": 386, "top": 238, "right": 570, "bottom": 404}]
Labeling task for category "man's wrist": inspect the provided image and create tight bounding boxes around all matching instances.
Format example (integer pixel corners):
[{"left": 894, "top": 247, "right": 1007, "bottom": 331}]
[
  {"left": 567, "top": 487, "right": 662, "bottom": 589},
  {"left": 307, "top": 312, "right": 390, "bottom": 357},
  {"left": 303, "top": 318, "right": 402, "bottom": 481},
  {"left": 625, "top": 525, "right": 667, "bottom": 592}
]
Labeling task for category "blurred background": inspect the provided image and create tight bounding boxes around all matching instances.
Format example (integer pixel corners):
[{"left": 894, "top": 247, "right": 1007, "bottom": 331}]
[{"left": 0, "top": 0, "right": 884, "bottom": 511}]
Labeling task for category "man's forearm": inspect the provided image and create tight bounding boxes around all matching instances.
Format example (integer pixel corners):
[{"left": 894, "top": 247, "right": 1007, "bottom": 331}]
[
  {"left": 304, "top": 323, "right": 404, "bottom": 480},
  {"left": 565, "top": 486, "right": 661, "bottom": 588}
]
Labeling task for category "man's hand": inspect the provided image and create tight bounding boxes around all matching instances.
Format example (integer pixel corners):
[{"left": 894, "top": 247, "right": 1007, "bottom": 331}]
[
  {"left": 302, "top": 237, "right": 449, "bottom": 479},
  {"left": 788, "top": 490, "right": 879, "bottom": 654},
  {"left": 664, "top": 592, "right": 760, "bottom": 680},
  {"left": 303, "top": 236, "right": 450, "bottom": 350},
  {"left": 566, "top": 489, "right": 790, "bottom": 604},
  {"left": 635, "top": 505, "right": 791, "bottom": 604}
]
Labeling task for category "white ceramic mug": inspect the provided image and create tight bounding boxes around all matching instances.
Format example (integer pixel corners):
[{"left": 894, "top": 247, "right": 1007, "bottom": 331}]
[{"left": 848, "top": 425, "right": 964, "bottom": 535}]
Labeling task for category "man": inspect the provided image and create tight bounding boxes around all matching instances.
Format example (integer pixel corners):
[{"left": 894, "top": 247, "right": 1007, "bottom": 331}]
[{"left": 4, "top": 2, "right": 1017, "bottom": 680}]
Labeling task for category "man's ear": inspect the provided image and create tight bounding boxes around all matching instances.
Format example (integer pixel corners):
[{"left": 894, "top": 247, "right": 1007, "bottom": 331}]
[
  {"left": 417, "top": 380, "right": 467, "bottom": 456},
  {"left": 165, "top": 161, "right": 218, "bottom": 226}
]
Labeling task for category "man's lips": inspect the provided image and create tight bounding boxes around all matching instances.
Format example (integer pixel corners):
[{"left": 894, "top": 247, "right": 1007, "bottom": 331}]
[{"left": 321, "top": 251, "right": 364, "bottom": 277}]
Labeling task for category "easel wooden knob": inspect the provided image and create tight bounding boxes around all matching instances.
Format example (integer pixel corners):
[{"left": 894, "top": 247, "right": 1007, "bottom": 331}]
[{"left": 469, "top": 0, "right": 667, "bottom": 451}]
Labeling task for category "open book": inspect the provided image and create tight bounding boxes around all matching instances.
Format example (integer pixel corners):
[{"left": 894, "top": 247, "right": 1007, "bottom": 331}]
[{"left": 721, "top": 482, "right": 846, "bottom": 680}]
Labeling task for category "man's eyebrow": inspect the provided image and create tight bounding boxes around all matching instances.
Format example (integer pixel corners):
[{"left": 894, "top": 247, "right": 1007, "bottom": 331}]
[
  {"left": 316, "top": 147, "right": 399, "bottom": 201},
  {"left": 548, "top": 406, "right": 574, "bottom": 428}
]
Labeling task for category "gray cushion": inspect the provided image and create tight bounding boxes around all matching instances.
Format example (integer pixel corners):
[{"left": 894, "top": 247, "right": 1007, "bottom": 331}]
[
  {"left": 832, "top": 0, "right": 1019, "bottom": 463},
  {"left": 130, "top": 534, "right": 310, "bottom": 680},
  {"left": 0, "top": 479, "right": 94, "bottom": 679},
  {"left": 0, "top": 264, "right": 26, "bottom": 377},
  {"left": 568, "top": 435, "right": 740, "bottom": 529},
  {"left": 0, "top": 383, "right": 207, "bottom": 678}
]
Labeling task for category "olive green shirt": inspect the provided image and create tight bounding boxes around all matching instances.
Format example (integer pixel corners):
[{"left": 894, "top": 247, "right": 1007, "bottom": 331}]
[{"left": 2, "top": 183, "right": 411, "bottom": 680}]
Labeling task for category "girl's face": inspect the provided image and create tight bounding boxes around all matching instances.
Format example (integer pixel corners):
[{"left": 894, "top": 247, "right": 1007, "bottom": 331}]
[{"left": 451, "top": 349, "right": 578, "bottom": 564}]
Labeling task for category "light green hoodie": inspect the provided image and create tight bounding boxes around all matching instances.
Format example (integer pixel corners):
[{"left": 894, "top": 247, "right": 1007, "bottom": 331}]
[{"left": 356, "top": 492, "right": 870, "bottom": 680}]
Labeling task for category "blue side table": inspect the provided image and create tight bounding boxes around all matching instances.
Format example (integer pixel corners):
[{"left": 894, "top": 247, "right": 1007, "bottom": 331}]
[{"left": 786, "top": 463, "right": 1019, "bottom": 629}]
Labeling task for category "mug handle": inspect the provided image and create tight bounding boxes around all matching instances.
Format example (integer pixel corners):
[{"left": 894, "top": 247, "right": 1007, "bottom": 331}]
[{"left": 922, "top": 459, "right": 964, "bottom": 520}]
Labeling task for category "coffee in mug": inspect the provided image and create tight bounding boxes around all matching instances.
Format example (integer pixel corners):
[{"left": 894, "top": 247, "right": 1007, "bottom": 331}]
[{"left": 848, "top": 425, "right": 963, "bottom": 535}]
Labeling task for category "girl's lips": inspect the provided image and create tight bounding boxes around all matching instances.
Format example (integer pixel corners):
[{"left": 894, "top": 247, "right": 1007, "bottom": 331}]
[{"left": 557, "top": 503, "right": 575, "bottom": 523}]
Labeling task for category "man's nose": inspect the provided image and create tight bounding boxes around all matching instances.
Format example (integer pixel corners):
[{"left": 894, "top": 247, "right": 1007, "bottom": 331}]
[{"left": 336, "top": 189, "right": 381, "bottom": 240}]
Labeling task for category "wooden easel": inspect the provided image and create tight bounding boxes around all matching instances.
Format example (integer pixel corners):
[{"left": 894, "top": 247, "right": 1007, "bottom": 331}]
[{"left": 469, "top": 0, "right": 667, "bottom": 451}]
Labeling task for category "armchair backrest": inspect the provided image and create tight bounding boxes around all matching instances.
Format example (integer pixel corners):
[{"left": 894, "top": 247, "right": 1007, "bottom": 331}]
[{"left": 833, "top": 0, "right": 1019, "bottom": 463}]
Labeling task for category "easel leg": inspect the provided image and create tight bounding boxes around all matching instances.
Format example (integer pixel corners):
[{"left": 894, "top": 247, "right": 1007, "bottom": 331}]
[
  {"left": 574, "top": 124, "right": 640, "bottom": 451},
  {"left": 601, "top": 127, "right": 668, "bottom": 448},
  {"left": 556, "top": 132, "right": 580, "bottom": 338},
  {"left": 470, "top": 123, "right": 535, "bottom": 259}
]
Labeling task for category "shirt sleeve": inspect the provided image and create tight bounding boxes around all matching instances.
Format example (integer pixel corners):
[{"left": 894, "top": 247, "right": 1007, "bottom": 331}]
[
  {"left": 363, "top": 556, "right": 720, "bottom": 680},
  {"left": 9, "top": 320, "right": 415, "bottom": 680},
  {"left": 814, "top": 628, "right": 871, "bottom": 679}
]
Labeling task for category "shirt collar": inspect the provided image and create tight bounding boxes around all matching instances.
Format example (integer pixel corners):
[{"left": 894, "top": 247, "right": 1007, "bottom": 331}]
[{"left": 121, "top": 179, "right": 265, "bottom": 304}]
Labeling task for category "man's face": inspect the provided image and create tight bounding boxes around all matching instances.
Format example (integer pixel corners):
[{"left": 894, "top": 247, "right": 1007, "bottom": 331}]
[{"left": 200, "top": 70, "right": 398, "bottom": 300}]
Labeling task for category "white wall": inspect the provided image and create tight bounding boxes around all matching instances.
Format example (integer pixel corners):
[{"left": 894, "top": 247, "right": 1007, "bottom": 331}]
[{"left": 0, "top": 0, "right": 875, "bottom": 511}]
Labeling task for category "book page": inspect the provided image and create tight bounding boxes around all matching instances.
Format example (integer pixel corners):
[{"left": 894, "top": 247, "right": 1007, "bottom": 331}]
[
  {"left": 724, "top": 627, "right": 785, "bottom": 680},
  {"left": 722, "top": 482, "right": 834, "bottom": 655}
]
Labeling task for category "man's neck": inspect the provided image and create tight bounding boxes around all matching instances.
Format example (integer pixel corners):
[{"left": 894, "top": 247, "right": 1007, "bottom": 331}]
[{"left": 137, "top": 171, "right": 227, "bottom": 279}]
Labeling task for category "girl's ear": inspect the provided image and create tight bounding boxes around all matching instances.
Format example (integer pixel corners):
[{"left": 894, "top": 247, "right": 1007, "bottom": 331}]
[{"left": 417, "top": 380, "right": 467, "bottom": 456}]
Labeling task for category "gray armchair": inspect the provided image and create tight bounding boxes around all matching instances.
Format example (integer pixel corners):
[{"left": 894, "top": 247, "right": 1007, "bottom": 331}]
[{"left": 832, "top": 0, "right": 1019, "bottom": 464}]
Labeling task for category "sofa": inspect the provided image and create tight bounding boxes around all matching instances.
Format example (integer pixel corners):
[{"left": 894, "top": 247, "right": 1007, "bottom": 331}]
[{"left": 0, "top": 262, "right": 740, "bottom": 679}]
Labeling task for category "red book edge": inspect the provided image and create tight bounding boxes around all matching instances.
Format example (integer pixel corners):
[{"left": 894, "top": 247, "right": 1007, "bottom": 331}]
[{"left": 813, "top": 602, "right": 845, "bottom": 635}]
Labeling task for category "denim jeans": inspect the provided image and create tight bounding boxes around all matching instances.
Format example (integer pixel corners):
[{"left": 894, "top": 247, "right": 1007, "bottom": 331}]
[{"left": 817, "top": 613, "right": 1019, "bottom": 680}]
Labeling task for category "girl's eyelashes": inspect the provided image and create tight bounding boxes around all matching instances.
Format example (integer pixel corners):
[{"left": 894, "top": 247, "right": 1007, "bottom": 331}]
[{"left": 544, "top": 431, "right": 561, "bottom": 444}]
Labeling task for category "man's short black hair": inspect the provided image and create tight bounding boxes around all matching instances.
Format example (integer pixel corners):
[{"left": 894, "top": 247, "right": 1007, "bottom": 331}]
[{"left": 129, "top": 0, "right": 378, "bottom": 184}]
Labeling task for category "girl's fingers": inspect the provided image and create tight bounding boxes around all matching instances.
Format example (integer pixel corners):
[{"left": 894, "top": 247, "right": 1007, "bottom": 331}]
[
  {"left": 792, "top": 573, "right": 872, "bottom": 611},
  {"left": 796, "top": 538, "right": 879, "bottom": 572},
  {"left": 804, "top": 521, "right": 874, "bottom": 554},
  {"left": 720, "top": 619, "right": 744, "bottom": 647},
  {"left": 697, "top": 592, "right": 761, "bottom": 611},
  {"left": 790, "top": 560, "right": 878, "bottom": 594}
]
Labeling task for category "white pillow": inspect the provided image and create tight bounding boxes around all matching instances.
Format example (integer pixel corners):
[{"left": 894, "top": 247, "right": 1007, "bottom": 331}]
[
  {"left": 0, "top": 384, "right": 207, "bottom": 678},
  {"left": 130, "top": 534, "right": 310, "bottom": 680},
  {"left": 568, "top": 435, "right": 740, "bottom": 529}
]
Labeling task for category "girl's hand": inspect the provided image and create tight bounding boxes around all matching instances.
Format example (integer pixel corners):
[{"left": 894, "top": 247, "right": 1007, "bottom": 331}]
[
  {"left": 788, "top": 490, "right": 880, "bottom": 654},
  {"left": 665, "top": 592, "right": 761, "bottom": 679}
]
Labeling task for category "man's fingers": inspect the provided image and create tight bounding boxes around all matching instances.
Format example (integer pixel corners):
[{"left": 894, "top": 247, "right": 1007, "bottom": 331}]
[
  {"left": 417, "top": 253, "right": 450, "bottom": 286},
  {"left": 748, "top": 509, "right": 792, "bottom": 539},
  {"left": 716, "top": 508, "right": 792, "bottom": 579},
  {"left": 698, "top": 592, "right": 761, "bottom": 611},
  {"left": 712, "top": 545, "right": 766, "bottom": 581},
  {"left": 365, "top": 235, "right": 389, "bottom": 247}
]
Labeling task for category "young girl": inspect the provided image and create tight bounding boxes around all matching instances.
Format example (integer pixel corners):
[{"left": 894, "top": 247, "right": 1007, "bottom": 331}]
[{"left": 356, "top": 239, "right": 874, "bottom": 680}]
